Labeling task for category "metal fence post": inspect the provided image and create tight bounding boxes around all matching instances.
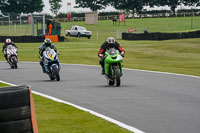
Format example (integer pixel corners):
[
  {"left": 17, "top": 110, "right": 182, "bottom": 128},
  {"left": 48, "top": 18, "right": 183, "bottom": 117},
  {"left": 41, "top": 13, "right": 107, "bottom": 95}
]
[
  {"left": 43, "top": 15, "right": 45, "bottom": 35},
  {"left": 31, "top": 14, "right": 34, "bottom": 36}
]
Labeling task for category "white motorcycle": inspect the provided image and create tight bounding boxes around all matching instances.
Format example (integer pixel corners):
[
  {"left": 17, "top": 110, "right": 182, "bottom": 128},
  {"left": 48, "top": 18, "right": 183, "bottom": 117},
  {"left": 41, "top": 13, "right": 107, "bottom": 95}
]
[
  {"left": 42, "top": 47, "right": 61, "bottom": 81},
  {"left": 5, "top": 45, "right": 18, "bottom": 69}
]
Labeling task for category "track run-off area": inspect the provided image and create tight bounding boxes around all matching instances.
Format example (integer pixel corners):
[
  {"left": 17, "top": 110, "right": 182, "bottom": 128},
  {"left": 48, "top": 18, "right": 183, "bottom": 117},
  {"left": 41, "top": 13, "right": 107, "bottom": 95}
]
[{"left": 1, "top": 61, "right": 200, "bottom": 133}]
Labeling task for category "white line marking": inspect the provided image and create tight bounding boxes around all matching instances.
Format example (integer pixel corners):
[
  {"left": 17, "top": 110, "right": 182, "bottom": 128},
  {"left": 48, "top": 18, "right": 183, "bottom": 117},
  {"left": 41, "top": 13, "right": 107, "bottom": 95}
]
[
  {"left": 0, "top": 80, "right": 145, "bottom": 133},
  {"left": 62, "top": 63, "right": 200, "bottom": 79},
  {"left": 1, "top": 61, "right": 200, "bottom": 79}
]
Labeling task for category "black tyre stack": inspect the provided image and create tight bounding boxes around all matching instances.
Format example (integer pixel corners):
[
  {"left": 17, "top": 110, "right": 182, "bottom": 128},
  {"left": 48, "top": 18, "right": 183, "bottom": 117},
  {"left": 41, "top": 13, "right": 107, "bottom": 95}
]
[{"left": 0, "top": 85, "right": 38, "bottom": 133}]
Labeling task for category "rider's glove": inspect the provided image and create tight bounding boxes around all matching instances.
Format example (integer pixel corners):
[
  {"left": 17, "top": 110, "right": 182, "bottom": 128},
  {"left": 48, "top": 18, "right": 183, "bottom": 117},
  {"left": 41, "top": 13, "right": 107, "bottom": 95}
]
[
  {"left": 98, "top": 54, "right": 104, "bottom": 59},
  {"left": 121, "top": 51, "right": 125, "bottom": 57}
]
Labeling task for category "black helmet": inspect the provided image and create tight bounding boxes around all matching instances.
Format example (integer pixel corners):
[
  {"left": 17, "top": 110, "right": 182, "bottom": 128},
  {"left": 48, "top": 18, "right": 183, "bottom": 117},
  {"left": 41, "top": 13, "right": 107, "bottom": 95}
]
[
  {"left": 107, "top": 37, "right": 115, "bottom": 44},
  {"left": 44, "top": 38, "right": 52, "bottom": 47}
]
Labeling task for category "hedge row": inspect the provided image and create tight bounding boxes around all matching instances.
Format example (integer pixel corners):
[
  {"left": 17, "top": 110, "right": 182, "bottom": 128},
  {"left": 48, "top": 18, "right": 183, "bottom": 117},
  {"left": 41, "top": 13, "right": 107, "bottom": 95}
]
[
  {"left": 122, "top": 30, "right": 200, "bottom": 40},
  {"left": 0, "top": 36, "right": 64, "bottom": 43}
]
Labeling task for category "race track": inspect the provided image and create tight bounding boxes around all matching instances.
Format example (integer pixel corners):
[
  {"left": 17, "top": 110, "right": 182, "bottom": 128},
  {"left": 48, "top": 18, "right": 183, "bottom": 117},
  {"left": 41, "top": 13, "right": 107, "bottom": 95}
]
[{"left": 1, "top": 61, "right": 200, "bottom": 133}]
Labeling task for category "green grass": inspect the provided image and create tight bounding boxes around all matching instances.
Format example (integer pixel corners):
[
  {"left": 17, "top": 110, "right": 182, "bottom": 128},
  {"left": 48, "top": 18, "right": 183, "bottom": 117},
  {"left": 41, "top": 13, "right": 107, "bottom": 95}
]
[
  {"left": 1, "top": 38, "right": 200, "bottom": 76},
  {"left": 34, "top": 94, "right": 131, "bottom": 133},
  {"left": 61, "top": 16, "right": 200, "bottom": 40},
  {"left": 0, "top": 82, "right": 8, "bottom": 87},
  {"left": 1, "top": 16, "right": 200, "bottom": 36}
]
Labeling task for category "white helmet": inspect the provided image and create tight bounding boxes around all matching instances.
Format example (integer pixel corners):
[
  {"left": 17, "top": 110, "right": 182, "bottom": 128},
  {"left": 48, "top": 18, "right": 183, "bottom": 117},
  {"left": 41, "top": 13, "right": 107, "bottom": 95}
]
[
  {"left": 5, "top": 38, "right": 12, "bottom": 44},
  {"left": 107, "top": 37, "right": 115, "bottom": 44}
]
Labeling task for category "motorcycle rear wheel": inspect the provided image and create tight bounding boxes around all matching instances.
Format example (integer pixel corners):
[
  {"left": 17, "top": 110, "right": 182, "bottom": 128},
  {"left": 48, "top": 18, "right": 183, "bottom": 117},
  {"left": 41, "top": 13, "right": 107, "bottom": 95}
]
[{"left": 10, "top": 57, "right": 17, "bottom": 69}]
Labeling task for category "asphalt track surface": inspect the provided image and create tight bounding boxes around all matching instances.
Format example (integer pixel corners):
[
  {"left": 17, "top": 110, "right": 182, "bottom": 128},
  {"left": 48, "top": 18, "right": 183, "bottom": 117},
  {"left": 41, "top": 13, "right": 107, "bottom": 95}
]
[{"left": 1, "top": 61, "right": 200, "bottom": 133}]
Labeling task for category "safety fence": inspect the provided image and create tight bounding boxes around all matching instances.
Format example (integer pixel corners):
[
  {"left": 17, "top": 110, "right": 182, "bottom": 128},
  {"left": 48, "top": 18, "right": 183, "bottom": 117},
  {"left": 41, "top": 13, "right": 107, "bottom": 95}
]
[
  {"left": 122, "top": 30, "right": 200, "bottom": 40},
  {"left": 55, "top": 12, "right": 200, "bottom": 22},
  {"left": 0, "top": 13, "right": 32, "bottom": 36},
  {"left": 0, "top": 35, "right": 64, "bottom": 43}
]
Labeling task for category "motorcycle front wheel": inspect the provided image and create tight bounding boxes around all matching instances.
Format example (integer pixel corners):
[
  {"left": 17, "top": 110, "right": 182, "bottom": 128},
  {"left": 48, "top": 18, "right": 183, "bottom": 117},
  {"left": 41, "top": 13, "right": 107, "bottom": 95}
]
[
  {"left": 10, "top": 57, "right": 17, "bottom": 69},
  {"left": 52, "top": 65, "right": 60, "bottom": 81},
  {"left": 114, "top": 68, "right": 121, "bottom": 87}
]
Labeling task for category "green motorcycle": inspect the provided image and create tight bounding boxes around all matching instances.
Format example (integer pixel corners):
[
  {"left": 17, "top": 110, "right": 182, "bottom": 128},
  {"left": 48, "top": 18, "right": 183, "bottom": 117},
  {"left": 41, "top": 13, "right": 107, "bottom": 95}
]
[{"left": 104, "top": 48, "right": 123, "bottom": 87}]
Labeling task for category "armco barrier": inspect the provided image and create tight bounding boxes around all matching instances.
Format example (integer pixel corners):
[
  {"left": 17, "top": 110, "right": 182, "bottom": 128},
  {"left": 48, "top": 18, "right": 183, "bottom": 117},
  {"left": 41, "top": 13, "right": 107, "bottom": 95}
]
[
  {"left": 122, "top": 30, "right": 200, "bottom": 40},
  {"left": 0, "top": 85, "right": 38, "bottom": 133},
  {"left": 0, "top": 36, "right": 64, "bottom": 43}
]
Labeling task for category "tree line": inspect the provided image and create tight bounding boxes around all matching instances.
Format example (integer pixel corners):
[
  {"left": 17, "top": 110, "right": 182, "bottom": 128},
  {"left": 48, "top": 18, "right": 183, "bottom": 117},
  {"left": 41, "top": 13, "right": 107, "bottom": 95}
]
[
  {"left": 0, "top": 0, "right": 200, "bottom": 15},
  {"left": 75, "top": 0, "right": 200, "bottom": 13},
  {"left": 0, "top": 0, "right": 62, "bottom": 15}
]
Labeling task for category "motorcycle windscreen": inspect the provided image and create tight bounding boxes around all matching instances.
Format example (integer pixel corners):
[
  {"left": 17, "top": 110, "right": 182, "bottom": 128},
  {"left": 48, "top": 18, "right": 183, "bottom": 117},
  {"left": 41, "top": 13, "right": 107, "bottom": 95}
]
[{"left": 107, "top": 48, "right": 117, "bottom": 55}]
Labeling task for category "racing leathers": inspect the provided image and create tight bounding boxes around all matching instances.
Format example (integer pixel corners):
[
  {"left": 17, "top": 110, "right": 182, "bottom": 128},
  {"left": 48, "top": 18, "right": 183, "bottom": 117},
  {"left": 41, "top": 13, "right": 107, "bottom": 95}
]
[
  {"left": 2, "top": 42, "right": 17, "bottom": 61},
  {"left": 39, "top": 43, "right": 57, "bottom": 73},
  {"left": 98, "top": 41, "right": 125, "bottom": 75}
]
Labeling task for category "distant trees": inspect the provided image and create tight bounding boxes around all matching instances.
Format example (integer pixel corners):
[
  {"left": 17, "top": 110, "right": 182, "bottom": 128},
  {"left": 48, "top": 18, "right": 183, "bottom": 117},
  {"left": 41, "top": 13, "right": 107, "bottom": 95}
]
[
  {"left": 75, "top": 0, "right": 109, "bottom": 11},
  {"left": 182, "top": 0, "right": 200, "bottom": 7},
  {"left": 49, "top": 0, "right": 62, "bottom": 15},
  {"left": 111, "top": 0, "right": 149, "bottom": 14},
  {"left": 0, "top": 0, "right": 44, "bottom": 13},
  {"left": 162, "top": 0, "right": 181, "bottom": 13},
  {"left": 75, "top": 0, "right": 200, "bottom": 14}
]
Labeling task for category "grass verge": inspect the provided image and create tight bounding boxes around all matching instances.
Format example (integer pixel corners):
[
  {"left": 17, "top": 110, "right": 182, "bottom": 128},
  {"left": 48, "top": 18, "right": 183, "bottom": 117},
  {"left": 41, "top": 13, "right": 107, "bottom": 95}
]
[
  {"left": 34, "top": 94, "right": 131, "bottom": 133},
  {"left": 1, "top": 38, "right": 200, "bottom": 76}
]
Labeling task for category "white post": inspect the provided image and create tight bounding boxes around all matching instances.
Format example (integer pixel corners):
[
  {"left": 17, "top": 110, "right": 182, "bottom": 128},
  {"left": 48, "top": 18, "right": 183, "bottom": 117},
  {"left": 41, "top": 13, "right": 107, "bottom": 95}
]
[
  {"left": 43, "top": 15, "right": 45, "bottom": 35},
  {"left": 97, "top": 30, "right": 99, "bottom": 40},
  {"left": 20, "top": 14, "right": 21, "bottom": 32},
  {"left": 15, "top": 23, "right": 16, "bottom": 33},
  {"left": 8, "top": 13, "right": 10, "bottom": 35},
  {"left": 31, "top": 14, "right": 34, "bottom": 36}
]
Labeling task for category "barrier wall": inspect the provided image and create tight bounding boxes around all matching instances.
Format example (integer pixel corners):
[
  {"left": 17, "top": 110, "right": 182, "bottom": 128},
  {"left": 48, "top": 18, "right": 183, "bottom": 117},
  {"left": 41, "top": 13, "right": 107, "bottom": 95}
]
[
  {"left": 122, "top": 30, "right": 200, "bottom": 40},
  {"left": 0, "top": 85, "right": 38, "bottom": 133},
  {"left": 0, "top": 36, "right": 64, "bottom": 43}
]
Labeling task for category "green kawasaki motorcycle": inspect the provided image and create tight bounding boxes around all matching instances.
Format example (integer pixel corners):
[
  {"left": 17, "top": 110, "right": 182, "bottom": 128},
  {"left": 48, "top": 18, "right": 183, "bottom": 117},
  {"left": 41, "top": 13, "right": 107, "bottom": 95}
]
[{"left": 104, "top": 48, "right": 123, "bottom": 87}]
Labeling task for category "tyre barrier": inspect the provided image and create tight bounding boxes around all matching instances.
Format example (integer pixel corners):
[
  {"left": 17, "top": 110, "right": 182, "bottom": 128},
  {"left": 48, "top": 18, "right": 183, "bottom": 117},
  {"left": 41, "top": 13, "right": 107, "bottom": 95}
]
[
  {"left": 122, "top": 30, "right": 200, "bottom": 40},
  {"left": 0, "top": 36, "right": 64, "bottom": 43},
  {"left": 0, "top": 85, "right": 38, "bottom": 133}
]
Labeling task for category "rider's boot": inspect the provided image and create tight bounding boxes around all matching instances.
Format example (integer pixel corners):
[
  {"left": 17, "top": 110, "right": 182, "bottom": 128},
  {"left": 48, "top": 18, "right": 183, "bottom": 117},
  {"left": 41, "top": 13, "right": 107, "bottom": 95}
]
[
  {"left": 4, "top": 54, "right": 8, "bottom": 62},
  {"left": 40, "top": 61, "right": 46, "bottom": 73},
  {"left": 101, "top": 68, "right": 105, "bottom": 75}
]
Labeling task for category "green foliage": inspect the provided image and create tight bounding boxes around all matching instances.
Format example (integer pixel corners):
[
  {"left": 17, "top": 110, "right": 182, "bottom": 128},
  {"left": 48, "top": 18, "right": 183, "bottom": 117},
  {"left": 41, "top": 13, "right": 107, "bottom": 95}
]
[
  {"left": 183, "top": 0, "right": 200, "bottom": 6},
  {"left": 75, "top": 0, "right": 109, "bottom": 11},
  {"left": 166, "top": 0, "right": 181, "bottom": 13},
  {"left": 112, "top": 0, "right": 148, "bottom": 13},
  {"left": 49, "top": 0, "right": 62, "bottom": 15},
  {"left": 0, "top": 0, "right": 44, "bottom": 13}
]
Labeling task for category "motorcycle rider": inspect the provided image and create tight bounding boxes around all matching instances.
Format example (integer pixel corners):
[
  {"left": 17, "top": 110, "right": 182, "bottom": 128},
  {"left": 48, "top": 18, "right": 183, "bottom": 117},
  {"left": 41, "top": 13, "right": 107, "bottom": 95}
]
[
  {"left": 2, "top": 38, "right": 17, "bottom": 61},
  {"left": 98, "top": 37, "right": 125, "bottom": 75},
  {"left": 39, "top": 38, "right": 58, "bottom": 73}
]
